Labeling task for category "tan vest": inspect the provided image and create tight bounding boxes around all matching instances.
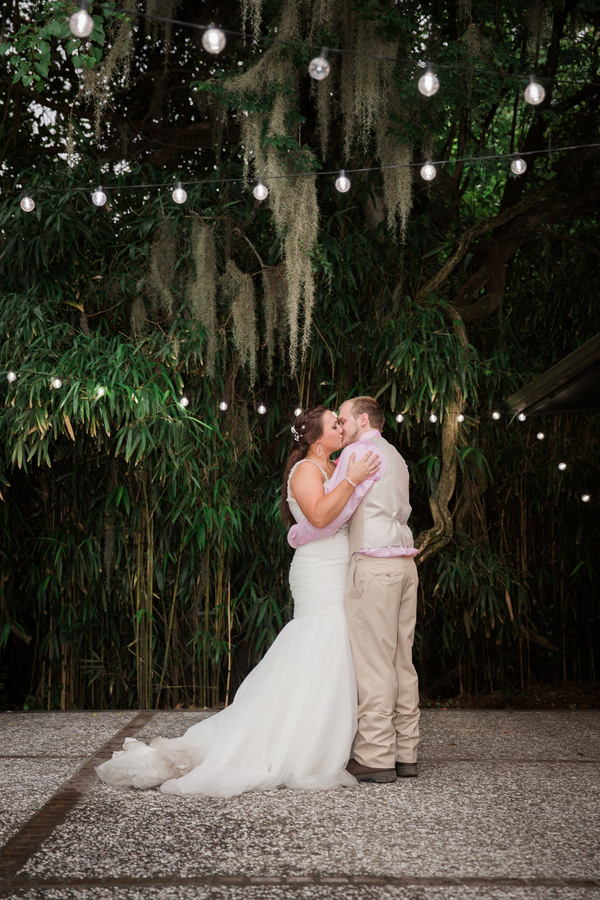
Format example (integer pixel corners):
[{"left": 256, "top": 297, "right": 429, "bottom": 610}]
[{"left": 349, "top": 434, "right": 414, "bottom": 555}]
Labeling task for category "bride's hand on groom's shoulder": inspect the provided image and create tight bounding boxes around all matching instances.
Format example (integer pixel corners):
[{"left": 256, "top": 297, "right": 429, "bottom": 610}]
[{"left": 347, "top": 450, "right": 381, "bottom": 485}]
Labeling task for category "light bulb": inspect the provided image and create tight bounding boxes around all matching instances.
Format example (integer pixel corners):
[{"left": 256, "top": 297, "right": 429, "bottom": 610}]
[
  {"left": 395, "top": 414, "right": 404, "bottom": 423},
  {"left": 457, "top": 414, "right": 465, "bottom": 423},
  {"left": 582, "top": 494, "right": 590, "bottom": 502},
  {"left": 202, "top": 27, "right": 226, "bottom": 54},
  {"left": 558, "top": 462, "right": 567, "bottom": 471},
  {"left": 20, "top": 192, "right": 35, "bottom": 212},
  {"left": 335, "top": 170, "right": 351, "bottom": 193},
  {"left": 511, "top": 155, "right": 527, "bottom": 175},
  {"left": 179, "top": 397, "right": 189, "bottom": 408},
  {"left": 417, "top": 64, "right": 440, "bottom": 97},
  {"left": 219, "top": 400, "right": 228, "bottom": 411},
  {"left": 257, "top": 403, "right": 267, "bottom": 415},
  {"left": 420, "top": 162, "right": 436, "bottom": 182},
  {"left": 308, "top": 47, "right": 330, "bottom": 81},
  {"left": 294, "top": 407, "right": 302, "bottom": 416},
  {"left": 524, "top": 76, "right": 545, "bottom": 106},
  {"left": 69, "top": 1, "right": 94, "bottom": 38},
  {"left": 537, "top": 432, "right": 545, "bottom": 440},
  {"left": 7, "top": 371, "right": 17, "bottom": 383},
  {"left": 253, "top": 178, "right": 269, "bottom": 201},
  {"left": 492, "top": 411, "right": 501, "bottom": 420},
  {"left": 429, "top": 413, "right": 438, "bottom": 423},
  {"left": 96, "top": 387, "right": 105, "bottom": 398},
  {"left": 91, "top": 186, "right": 107, "bottom": 207},
  {"left": 518, "top": 412, "right": 527, "bottom": 421},
  {"left": 51, "top": 378, "right": 62, "bottom": 389},
  {"left": 172, "top": 182, "right": 187, "bottom": 204}
]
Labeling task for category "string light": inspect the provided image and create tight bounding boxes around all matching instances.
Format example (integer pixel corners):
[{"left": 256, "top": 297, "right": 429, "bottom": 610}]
[
  {"left": 20, "top": 192, "right": 35, "bottom": 212},
  {"left": 253, "top": 178, "right": 269, "bottom": 201},
  {"left": 308, "top": 47, "right": 330, "bottom": 81},
  {"left": 77, "top": 3, "right": 600, "bottom": 99},
  {"left": 172, "top": 182, "right": 187, "bottom": 204},
  {"left": 7, "top": 142, "right": 600, "bottom": 208},
  {"left": 524, "top": 75, "right": 546, "bottom": 105},
  {"left": 69, "top": 1, "right": 95, "bottom": 38},
  {"left": 201, "top": 27, "right": 226, "bottom": 54},
  {"left": 335, "top": 170, "right": 351, "bottom": 193},
  {"left": 7, "top": 357, "right": 594, "bottom": 507},
  {"left": 418, "top": 64, "right": 440, "bottom": 97},
  {"left": 511, "top": 155, "right": 527, "bottom": 175},
  {"left": 91, "top": 186, "right": 107, "bottom": 207}
]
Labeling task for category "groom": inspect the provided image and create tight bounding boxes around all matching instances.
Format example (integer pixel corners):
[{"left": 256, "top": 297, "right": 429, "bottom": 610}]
[{"left": 288, "top": 396, "right": 420, "bottom": 782}]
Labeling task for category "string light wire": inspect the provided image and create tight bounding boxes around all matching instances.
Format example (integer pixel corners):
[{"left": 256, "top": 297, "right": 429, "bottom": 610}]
[
  {"left": 8, "top": 141, "right": 600, "bottom": 203},
  {"left": 87, "top": 3, "right": 600, "bottom": 90},
  {"left": 0, "top": 366, "right": 590, "bottom": 498}
]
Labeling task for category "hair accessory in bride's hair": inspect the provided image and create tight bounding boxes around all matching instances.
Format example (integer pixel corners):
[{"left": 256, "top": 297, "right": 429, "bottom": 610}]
[{"left": 291, "top": 421, "right": 306, "bottom": 442}]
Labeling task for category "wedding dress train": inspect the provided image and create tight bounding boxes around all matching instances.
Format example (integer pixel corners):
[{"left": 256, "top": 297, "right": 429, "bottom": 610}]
[{"left": 96, "top": 462, "right": 357, "bottom": 797}]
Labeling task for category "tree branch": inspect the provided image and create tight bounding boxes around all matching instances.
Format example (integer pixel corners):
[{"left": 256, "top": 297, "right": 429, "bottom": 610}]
[
  {"left": 531, "top": 227, "right": 600, "bottom": 259},
  {"left": 415, "top": 180, "right": 558, "bottom": 304},
  {"left": 415, "top": 398, "right": 464, "bottom": 566}
]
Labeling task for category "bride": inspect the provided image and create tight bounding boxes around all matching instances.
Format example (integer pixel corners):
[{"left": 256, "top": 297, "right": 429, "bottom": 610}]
[{"left": 96, "top": 405, "right": 380, "bottom": 797}]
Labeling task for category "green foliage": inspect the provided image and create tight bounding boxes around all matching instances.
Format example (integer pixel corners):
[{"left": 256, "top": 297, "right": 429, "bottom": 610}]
[
  {"left": 383, "top": 302, "right": 482, "bottom": 417},
  {"left": 1, "top": 0, "right": 599, "bottom": 708},
  {"left": 2, "top": 0, "right": 107, "bottom": 89}
]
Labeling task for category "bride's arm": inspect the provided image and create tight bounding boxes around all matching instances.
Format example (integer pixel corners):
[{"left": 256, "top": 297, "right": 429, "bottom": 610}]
[
  {"left": 288, "top": 442, "right": 386, "bottom": 548},
  {"left": 289, "top": 453, "right": 378, "bottom": 528}
]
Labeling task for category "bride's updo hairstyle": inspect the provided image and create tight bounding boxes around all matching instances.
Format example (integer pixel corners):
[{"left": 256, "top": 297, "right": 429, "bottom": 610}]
[{"left": 281, "top": 405, "right": 330, "bottom": 527}]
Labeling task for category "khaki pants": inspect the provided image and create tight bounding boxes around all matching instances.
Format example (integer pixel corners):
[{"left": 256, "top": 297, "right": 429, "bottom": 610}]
[{"left": 345, "top": 554, "right": 420, "bottom": 768}]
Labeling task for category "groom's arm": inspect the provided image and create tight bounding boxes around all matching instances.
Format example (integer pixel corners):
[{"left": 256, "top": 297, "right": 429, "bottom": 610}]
[{"left": 287, "top": 443, "right": 386, "bottom": 549}]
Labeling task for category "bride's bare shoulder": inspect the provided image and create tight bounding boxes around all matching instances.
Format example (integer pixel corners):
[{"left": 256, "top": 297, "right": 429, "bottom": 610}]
[{"left": 289, "top": 460, "right": 325, "bottom": 498}]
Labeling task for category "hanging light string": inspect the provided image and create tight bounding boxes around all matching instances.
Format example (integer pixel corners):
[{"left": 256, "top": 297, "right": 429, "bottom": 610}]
[
  {"left": 70, "top": 2, "right": 600, "bottom": 92},
  {"left": 1, "top": 368, "right": 591, "bottom": 500},
  {"left": 8, "top": 141, "right": 600, "bottom": 210}
]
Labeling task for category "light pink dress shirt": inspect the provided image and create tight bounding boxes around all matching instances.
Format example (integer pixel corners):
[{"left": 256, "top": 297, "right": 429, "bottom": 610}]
[{"left": 288, "top": 429, "right": 418, "bottom": 557}]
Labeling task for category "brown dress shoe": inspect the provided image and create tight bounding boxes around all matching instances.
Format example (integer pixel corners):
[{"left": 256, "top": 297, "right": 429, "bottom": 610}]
[
  {"left": 395, "top": 762, "right": 418, "bottom": 777},
  {"left": 346, "top": 758, "right": 397, "bottom": 783}
]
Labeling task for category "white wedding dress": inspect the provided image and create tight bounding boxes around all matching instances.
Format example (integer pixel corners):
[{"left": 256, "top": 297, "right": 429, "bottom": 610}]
[{"left": 96, "top": 460, "right": 358, "bottom": 797}]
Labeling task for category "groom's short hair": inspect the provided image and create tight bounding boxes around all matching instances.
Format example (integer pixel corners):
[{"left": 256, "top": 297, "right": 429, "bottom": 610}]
[{"left": 348, "top": 396, "right": 385, "bottom": 430}]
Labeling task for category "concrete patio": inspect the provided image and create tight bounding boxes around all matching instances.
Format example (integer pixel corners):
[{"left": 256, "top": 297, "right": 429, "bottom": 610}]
[{"left": 0, "top": 708, "right": 599, "bottom": 899}]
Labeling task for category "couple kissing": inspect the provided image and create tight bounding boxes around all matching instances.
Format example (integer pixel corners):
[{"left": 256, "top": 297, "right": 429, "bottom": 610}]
[{"left": 97, "top": 396, "right": 420, "bottom": 796}]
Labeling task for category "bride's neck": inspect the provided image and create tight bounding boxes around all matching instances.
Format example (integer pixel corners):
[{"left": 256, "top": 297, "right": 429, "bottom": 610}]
[{"left": 306, "top": 450, "right": 332, "bottom": 465}]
